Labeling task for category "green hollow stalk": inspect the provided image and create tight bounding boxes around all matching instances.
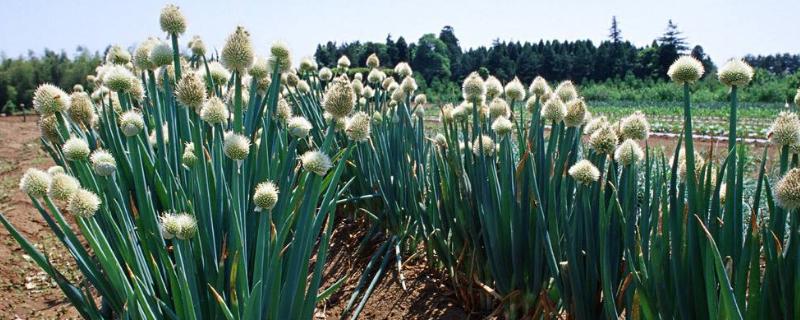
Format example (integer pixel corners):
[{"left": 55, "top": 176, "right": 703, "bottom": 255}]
[{"left": 724, "top": 85, "right": 738, "bottom": 262}]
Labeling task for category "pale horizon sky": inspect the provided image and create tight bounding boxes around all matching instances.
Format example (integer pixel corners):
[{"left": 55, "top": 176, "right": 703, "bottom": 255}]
[{"left": 1, "top": 0, "right": 798, "bottom": 66}]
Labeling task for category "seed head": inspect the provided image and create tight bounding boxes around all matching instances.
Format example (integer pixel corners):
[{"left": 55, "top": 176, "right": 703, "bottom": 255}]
[
  {"left": 794, "top": 89, "right": 800, "bottom": 108},
  {"left": 323, "top": 76, "right": 356, "bottom": 118},
  {"left": 301, "top": 150, "right": 333, "bottom": 176},
  {"left": 253, "top": 181, "right": 279, "bottom": 211},
  {"left": 39, "top": 115, "right": 61, "bottom": 142},
  {"left": 181, "top": 142, "right": 197, "bottom": 167},
  {"left": 19, "top": 168, "right": 51, "bottom": 198},
  {"left": 148, "top": 40, "right": 174, "bottom": 68},
  {"left": 485, "top": 76, "right": 503, "bottom": 100},
  {"left": 63, "top": 137, "right": 90, "bottom": 161},
  {"left": 337, "top": 55, "right": 351, "bottom": 69},
  {"left": 529, "top": 76, "right": 550, "bottom": 96},
  {"left": 504, "top": 77, "right": 525, "bottom": 101},
  {"left": 48, "top": 173, "right": 79, "bottom": 201},
  {"left": 414, "top": 94, "right": 427, "bottom": 107},
  {"left": 106, "top": 45, "right": 131, "bottom": 65},
  {"left": 589, "top": 125, "right": 618, "bottom": 155},
  {"left": 671, "top": 149, "right": 706, "bottom": 182},
  {"left": 200, "top": 96, "right": 229, "bottom": 125},
  {"left": 223, "top": 131, "right": 250, "bottom": 161},
  {"left": 541, "top": 97, "right": 567, "bottom": 123},
  {"left": 269, "top": 41, "right": 292, "bottom": 71},
  {"left": 119, "top": 111, "right": 145, "bottom": 137},
  {"left": 584, "top": 116, "right": 608, "bottom": 136},
  {"left": 433, "top": 133, "right": 448, "bottom": 148},
  {"left": 346, "top": 111, "right": 371, "bottom": 142},
  {"left": 176, "top": 71, "right": 207, "bottom": 111},
  {"left": 287, "top": 116, "right": 313, "bottom": 138},
  {"left": 362, "top": 86, "right": 374, "bottom": 99},
  {"left": 569, "top": 160, "right": 600, "bottom": 185},
  {"left": 318, "top": 67, "right": 333, "bottom": 81},
  {"left": 68, "top": 189, "right": 101, "bottom": 218},
  {"left": 221, "top": 26, "right": 254, "bottom": 72},
  {"left": 718, "top": 58, "right": 754, "bottom": 87},
  {"left": 620, "top": 111, "right": 650, "bottom": 140},
  {"left": 103, "top": 65, "right": 137, "bottom": 92},
  {"left": 47, "top": 166, "right": 65, "bottom": 175},
  {"left": 769, "top": 111, "right": 800, "bottom": 146},
  {"left": 775, "top": 168, "right": 800, "bottom": 210},
  {"left": 296, "top": 80, "right": 310, "bottom": 94},
  {"left": 134, "top": 37, "right": 158, "bottom": 70},
  {"left": 555, "top": 81, "right": 578, "bottom": 102},
  {"left": 299, "top": 57, "right": 318, "bottom": 73},
  {"left": 33, "top": 84, "right": 70, "bottom": 115},
  {"left": 188, "top": 35, "right": 206, "bottom": 56},
  {"left": 525, "top": 95, "right": 538, "bottom": 113},
  {"left": 349, "top": 79, "right": 364, "bottom": 97},
  {"left": 488, "top": 98, "right": 510, "bottom": 119},
  {"left": 564, "top": 99, "right": 587, "bottom": 127},
  {"left": 68, "top": 92, "right": 95, "bottom": 127},
  {"left": 90, "top": 149, "right": 117, "bottom": 176},
  {"left": 394, "top": 62, "right": 412, "bottom": 78},
  {"left": 160, "top": 212, "right": 197, "bottom": 240},
  {"left": 492, "top": 117, "right": 514, "bottom": 135},
  {"left": 399, "top": 76, "right": 417, "bottom": 94},
  {"left": 614, "top": 139, "right": 644, "bottom": 166},
  {"left": 367, "top": 68, "right": 385, "bottom": 84},
  {"left": 276, "top": 97, "right": 293, "bottom": 123},
  {"left": 203, "top": 61, "right": 231, "bottom": 87},
  {"left": 668, "top": 56, "right": 705, "bottom": 84},
  {"left": 366, "top": 53, "right": 380, "bottom": 68},
  {"left": 249, "top": 56, "right": 271, "bottom": 80},
  {"left": 160, "top": 4, "right": 187, "bottom": 35},
  {"left": 462, "top": 72, "right": 486, "bottom": 101},
  {"left": 472, "top": 135, "right": 496, "bottom": 156}
]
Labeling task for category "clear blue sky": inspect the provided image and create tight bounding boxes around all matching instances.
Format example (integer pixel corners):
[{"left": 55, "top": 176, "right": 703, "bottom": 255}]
[{"left": 1, "top": 0, "right": 798, "bottom": 65}]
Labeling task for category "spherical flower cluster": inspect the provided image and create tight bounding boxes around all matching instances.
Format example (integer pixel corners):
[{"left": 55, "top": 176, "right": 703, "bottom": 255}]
[
  {"left": 181, "top": 142, "right": 197, "bottom": 167},
  {"left": 106, "top": 45, "right": 131, "bottom": 65},
  {"left": 504, "top": 77, "right": 525, "bottom": 101},
  {"left": 160, "top": 212, "right": 197, "bottom": 240},
  {"left": 200, "top": 97, "right": 229, "bottom": 125},
  {"left": 440, "top": 104, "right": 454, "bottom": 123},
  {"left": 270, "top": 41, "right": 292, "bottom": 71},
  {"left": 337, "top": 55, "right": 351, "bottom": 69},
  {"left": 188, "top": 35, "right": 206, "bottom": 56},
  {"left": 668, "top": 56, "right": 705, "bottom": 84},
  {"left": 414, "top": 94, "right": 427, "bottom": 107},
  {"left": 296, "top": 80, "right": 310, "bottom": 94},
  {"left": 554, "top": 81, "right": 578, "bottom": 102},
  {"left": 134, "top": 37, "right": 159, "bottom": 70},
  {"left": 299, "top": 57, "right": 318, "bottom": 74},
  {"left": 323, "top": 76, "right": 356, "bottom": 118},
  {"left": 47, "top": 166, "right": 65, "bottom": 175},
  {"left": 525, "top": 95, "right": 538, "bottom": 113},
  {"left": 301, "top": 150, "right": 333, "bottom": 176},
  {"left": 529, "top": 76, "right": 550, "bottom": 96},
  {"left": 48, "top": 173, "right": 79, "bottom": 201},
  {"left": 568, "top": 160, "right": 600, "bottom": 185},
  {"left": 368, "top": 68, "right": 385, "bottom": 84},
  {"left": 362, "top": 54, "right": 379, "bottom": 69},
  {"left": 221, "top": 26, "right": 254, "bottom": 72},
  {"left": 671, "top": 149, "right": 706, "bottom": 182},
  {"left": 775, "top": 168, "right": 800, "bottom": 210},
  {"left": 249, "top": 57, "right": 270, "bottom": 80},
  {"left": 400, "top": 76, "right": 417, "bottom": 94},
  {"left": 223, "top": 131, "right": 250, "bottom": 161},
  {"left": 362, "top": 86, "right": 374, "bottom": 99},
  {"left": 19, "top": 168, "right": 51, "bottom": 198},
  {"left": 718, "top": 59, "right": 754, "bottom": 87},
  {"left": 253, "top": 181, "right": 279, "bottom": 211},
  {"left": 119, "top": 111, "right": 145, "bottom": 137},
  {"left": 488, "top": 98, "right": 510, "bottom": 119},
  {"left": 614, "top": 139, "right": 644, "bottom": 166},
  {"left": 39, "top": 115, "right": 61, "bottom": 142},
  {"left": 318, "top": 67, "right": 333, "bottom": 81},
  {"left": 433, "top": 133, "right": 448, "bottom": 148},
  {"left": 149, "top": 41, "right": 174, "bottom": 67},
  {"left": 346, "top": 111, "right": 371, "bottom": 142},
  {"left": 541, "top": 97, "right": 567, "bottom": 123},
  {"left": 485, "top": 76, "right": 503, "bottom": 100},
  {"left": 33, "top": 84, "right": 71, "bottom": 115},
  {"left": 394, "top": 62, "right": 412, "bottom": 78},
  {"left": 564, "top": 99, "right": 587, "bottom": 127},
  {"left": 589, "top": 125, "right": 618, "bottom": 155},
  {"left": 68, "top": 92, "right": 95, "bottom": 127},
  {"left": 63, "top": 137, "right": 90, "bottom": 161},
  {"left": 276, "top": 98, "right": 293, "bottom": 123},
  {"left": 159, "top": 4, "right": 187, "bottom": 35},
  {"left": 204, "top": 61, "right": 231, "bottom": 86},
  {"left": 769, "top": 111, "right": 800, "bottom": 146},
  {"left": 462, "top": 72, "right": 486, "bottom": 101},
  {"left": 90, "top": 149, "right": 117, "bottom": 176},
  {"left": 350, "top": 78, "right": 364, "bottom": 96},
  {"left": 68, "top": 189, "right": 101, "bottom": 218},
  {"left": 492, "top": 117, "right": 514, "bottom": 135},
  {"left": 176, "top": 71, "right": 207, "bottom": 111},
  {"left": 472, "top": 135, "right": 496, "bottom": 156},
  {"left": 584, "top": 116, "right": 609, "bottom": 136},
  {"left": 620, "top": 111, "right": 650, "bottom": 140},
  {"left": 103, "top": 65, "right": 137, "bottom": 92},
  {"left": 287, "top": 116, "right": 313, "bottom": 138},
  {"left": 794, "top": 89, "right": 800, "bottom": 107}
]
